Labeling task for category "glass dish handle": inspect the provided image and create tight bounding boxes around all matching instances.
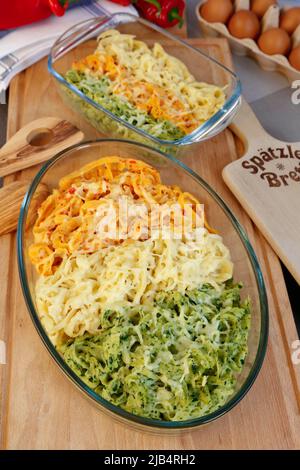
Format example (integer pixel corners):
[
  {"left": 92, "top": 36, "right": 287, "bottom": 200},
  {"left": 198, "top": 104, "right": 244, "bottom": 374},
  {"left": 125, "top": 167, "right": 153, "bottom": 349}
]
[{"left": 50, "top": 16, "right": 110, "bottom": 62}]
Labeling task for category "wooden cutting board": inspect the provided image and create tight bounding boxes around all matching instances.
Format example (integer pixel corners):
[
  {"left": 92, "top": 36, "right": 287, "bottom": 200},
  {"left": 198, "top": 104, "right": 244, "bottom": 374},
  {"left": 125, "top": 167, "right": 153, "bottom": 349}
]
[
  {"left": 223, "top": 99, "right": 300, "bottom": 285},
  {"left": 1, "top": 37, "right": 300, "bottom": 450}
]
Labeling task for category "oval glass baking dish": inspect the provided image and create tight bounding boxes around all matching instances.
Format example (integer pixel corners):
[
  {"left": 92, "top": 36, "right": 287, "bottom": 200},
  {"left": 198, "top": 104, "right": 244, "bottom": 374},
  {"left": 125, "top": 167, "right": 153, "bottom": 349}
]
[
  {"left": 18, "top": 140, "right": 268, "bottom": 431},
  {"left": 48, "top": 13, "right": 242, "bottom": 154}
]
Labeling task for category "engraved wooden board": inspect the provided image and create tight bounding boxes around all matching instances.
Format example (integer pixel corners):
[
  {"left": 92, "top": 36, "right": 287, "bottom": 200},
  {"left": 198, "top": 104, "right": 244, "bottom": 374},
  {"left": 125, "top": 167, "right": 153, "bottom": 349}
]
[{"left": 223, "top": 99, "right": 300, "bottom": 285}]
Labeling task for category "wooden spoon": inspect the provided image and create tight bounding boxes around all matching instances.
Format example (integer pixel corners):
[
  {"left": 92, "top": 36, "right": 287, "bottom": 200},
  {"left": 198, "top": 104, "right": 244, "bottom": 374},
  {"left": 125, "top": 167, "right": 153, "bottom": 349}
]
[
  {"left": 0, "top": 117, "right": 84, "bottom": 177},
  {"left": 0, "top": 117, "right": 84, "bottom": 235}
]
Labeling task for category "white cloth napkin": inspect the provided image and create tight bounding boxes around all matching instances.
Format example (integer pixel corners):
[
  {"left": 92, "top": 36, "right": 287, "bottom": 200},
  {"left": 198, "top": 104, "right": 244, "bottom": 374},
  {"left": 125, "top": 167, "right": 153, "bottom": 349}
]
[{"left": 0, "top": 0, "right": 137, "bottom": 101}]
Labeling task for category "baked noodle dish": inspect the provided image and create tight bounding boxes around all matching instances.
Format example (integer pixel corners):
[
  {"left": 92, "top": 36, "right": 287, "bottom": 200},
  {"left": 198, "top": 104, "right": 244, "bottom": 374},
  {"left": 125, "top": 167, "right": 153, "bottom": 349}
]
[
  {"left": 29, "top": 156, "right": 250, "bottom": 421},
  {"left": 65, "top": 30, "right": 226, "bottom": 142}
]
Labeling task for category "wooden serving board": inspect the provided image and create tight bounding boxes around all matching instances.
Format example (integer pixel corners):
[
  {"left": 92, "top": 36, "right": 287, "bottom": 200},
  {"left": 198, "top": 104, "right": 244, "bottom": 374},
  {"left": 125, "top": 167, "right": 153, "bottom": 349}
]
[
  {"left": 223, "top": 99, "right": 300, "bottom": 286},
  {"left": 1, "top": 38, "right": 300, "bottom": 450}
]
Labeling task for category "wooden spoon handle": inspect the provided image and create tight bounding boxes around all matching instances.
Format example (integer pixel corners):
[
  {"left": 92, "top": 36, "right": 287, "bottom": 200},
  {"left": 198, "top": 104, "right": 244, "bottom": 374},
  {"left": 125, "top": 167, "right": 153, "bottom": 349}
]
[
  {"left": 0, "top": 181, "right": 49, "bottom": 236},
  {"left": 0, "top": 117, "right": 84, "bottom": 178}
]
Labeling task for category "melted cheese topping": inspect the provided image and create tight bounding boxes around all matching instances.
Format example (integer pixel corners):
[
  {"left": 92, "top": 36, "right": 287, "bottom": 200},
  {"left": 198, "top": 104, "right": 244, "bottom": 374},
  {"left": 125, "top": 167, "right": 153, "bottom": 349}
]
[
  {"left": 36, "top": 235, "right": 233, "bottom": 345},
  {"left": 30, "top": 156, "right": 233, "bottom": 347},
  {"left": 72, "top": 29, "right": 226, "bottom": 135},
  {"left": 29, "top": 156, "right": 211, "bottom": 276}
]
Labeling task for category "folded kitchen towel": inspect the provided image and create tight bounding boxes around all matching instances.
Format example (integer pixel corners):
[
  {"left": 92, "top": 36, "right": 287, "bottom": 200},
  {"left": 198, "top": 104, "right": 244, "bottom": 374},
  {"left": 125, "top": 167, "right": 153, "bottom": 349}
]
[{"left": 0, "top": 0, "right": 137, "bottom": 102}]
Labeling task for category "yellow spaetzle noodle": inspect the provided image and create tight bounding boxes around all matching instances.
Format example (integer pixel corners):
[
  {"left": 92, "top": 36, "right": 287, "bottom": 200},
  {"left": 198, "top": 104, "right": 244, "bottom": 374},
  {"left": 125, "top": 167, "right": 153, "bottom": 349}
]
[
  {"left": 30, "top": 156, "right": 233, "bottom": 346},
  {"left": 29, "top": 156, "right": 210, "bottom": 275},
  {"left": 36, "top": 235, "right": 233, "bottom": 345}
]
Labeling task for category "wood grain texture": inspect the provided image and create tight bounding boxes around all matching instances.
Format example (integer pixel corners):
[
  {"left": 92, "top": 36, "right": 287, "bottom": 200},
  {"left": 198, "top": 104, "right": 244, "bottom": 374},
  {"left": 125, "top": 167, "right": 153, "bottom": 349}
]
[
  {"left": 224, "top": 99, "right": 300, "bottom": 285},
  {"left": 1, "top": 38, "right": 299, "bottom": 450},
  {"left": 0, "top": 181, "right": 49, "bottom": 236}
]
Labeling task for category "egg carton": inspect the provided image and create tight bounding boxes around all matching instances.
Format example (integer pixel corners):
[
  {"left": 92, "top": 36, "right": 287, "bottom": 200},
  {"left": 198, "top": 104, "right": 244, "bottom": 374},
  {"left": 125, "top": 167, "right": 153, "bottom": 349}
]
[{"left": 196, "top": 0, "right": 300, "bottom": 83}]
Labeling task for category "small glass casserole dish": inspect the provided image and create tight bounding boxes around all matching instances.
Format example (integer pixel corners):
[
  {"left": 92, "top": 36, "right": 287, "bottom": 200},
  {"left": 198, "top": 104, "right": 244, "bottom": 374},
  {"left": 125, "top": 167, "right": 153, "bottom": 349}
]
[{"left": 48, "top": 13, "right": 241, "bottom": 154}]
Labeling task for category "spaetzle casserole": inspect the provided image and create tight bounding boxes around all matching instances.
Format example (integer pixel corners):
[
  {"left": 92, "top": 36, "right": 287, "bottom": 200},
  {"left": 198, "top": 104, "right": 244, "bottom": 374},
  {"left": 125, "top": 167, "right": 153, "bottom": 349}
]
[
  {"left": 65, "top": 30, "right": 226, "bottom": 142},
  {"left": 29, "top": 156, "right": 250, "bottom": 421}
]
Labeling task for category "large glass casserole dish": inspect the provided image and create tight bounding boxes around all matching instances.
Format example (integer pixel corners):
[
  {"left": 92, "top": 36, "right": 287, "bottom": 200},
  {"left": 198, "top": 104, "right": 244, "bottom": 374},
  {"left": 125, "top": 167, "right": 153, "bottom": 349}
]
[
  {"left": 18, "top": 139, "right": 268, "bottom": 431},
  {"left": 48, "top": 13, "right": 241, "bottom": 153}
]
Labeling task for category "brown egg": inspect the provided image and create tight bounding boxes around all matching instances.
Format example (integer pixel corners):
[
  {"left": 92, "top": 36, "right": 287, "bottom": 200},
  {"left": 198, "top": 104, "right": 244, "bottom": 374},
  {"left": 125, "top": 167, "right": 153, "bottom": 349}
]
[
  {"left": 200, "top": 0, "right": 233, "bottom": 24},
  {"left": 289, "top": 46, "right": 300, "bottom": 71},
  {"left": 251, "top": 0, "right": 277, "bottom": 19},
  {"left": 228, "top": 10, "right": 261, "bottom": 39},
  {"left": 258, "top": 28, "right": 291, "bottom": 55},
  {"left": 280, "top": 8, "right": 300, "bottom": 35}
]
